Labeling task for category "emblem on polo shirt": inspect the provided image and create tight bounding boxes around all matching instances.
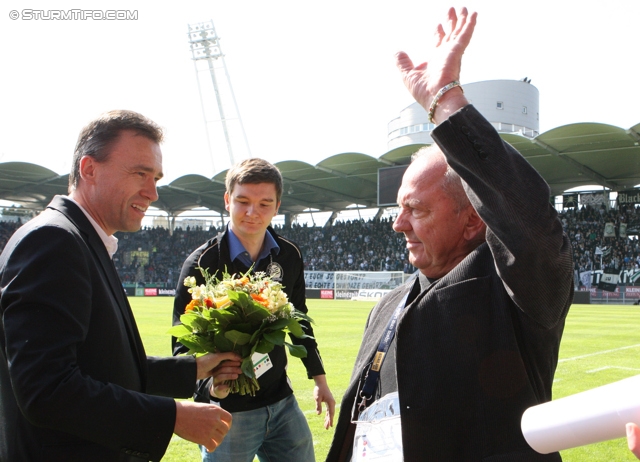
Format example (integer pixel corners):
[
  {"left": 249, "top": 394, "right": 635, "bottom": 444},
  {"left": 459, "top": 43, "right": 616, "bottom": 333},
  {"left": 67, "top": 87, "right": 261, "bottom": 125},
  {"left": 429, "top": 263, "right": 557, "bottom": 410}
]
[{"left": 266, "top": 262, "right": 283, "bottom": 281}]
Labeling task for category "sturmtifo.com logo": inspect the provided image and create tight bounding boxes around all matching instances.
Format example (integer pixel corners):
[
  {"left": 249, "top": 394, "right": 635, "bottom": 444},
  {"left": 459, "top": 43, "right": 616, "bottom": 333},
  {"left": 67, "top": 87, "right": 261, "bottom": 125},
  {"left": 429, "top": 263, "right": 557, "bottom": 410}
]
[{"left": 9, "top": 9, "right": 138, "bottom": 20}]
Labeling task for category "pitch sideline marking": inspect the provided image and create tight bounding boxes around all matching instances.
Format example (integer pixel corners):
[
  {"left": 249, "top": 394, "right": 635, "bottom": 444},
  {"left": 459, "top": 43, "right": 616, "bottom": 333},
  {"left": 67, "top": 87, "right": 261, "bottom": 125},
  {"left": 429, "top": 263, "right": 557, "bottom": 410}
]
[
  {"left": 586, "top": 366, "right": 640, "bottom": 373},
  {"left": 558, "top": 343, "right": 640, "bottom": 363}
]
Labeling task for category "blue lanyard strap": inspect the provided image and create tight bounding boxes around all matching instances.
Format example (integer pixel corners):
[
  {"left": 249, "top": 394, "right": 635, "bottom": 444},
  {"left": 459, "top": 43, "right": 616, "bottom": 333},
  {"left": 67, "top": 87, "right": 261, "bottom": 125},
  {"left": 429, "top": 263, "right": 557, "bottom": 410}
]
[{"left": 358, "top": 291, "right": 410, "bottom": 411}]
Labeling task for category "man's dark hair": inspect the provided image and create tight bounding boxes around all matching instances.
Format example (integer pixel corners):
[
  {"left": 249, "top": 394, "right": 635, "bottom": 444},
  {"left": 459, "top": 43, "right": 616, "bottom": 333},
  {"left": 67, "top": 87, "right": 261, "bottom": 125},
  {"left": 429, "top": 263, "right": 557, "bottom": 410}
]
[
  {"left": 68, "top": 110, "right": 164, "bottom": 192},
  {"left": 225, "top": 158, "right": 283, "bottom": 202}
]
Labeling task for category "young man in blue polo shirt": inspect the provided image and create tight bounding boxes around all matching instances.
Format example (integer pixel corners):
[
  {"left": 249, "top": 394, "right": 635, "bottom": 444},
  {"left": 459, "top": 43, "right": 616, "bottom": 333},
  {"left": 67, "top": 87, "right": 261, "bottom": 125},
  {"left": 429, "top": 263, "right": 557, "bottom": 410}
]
[{"left": 173, "top": 158, "right": 335, "bottom": 462}]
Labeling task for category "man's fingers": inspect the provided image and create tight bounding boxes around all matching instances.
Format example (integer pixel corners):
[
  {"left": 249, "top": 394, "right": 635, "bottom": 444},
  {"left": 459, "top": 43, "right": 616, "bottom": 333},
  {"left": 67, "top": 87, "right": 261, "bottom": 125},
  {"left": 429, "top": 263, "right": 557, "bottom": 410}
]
[
  {"left": 444, "top": 7, "right": 457, "bottom": 40},
  {"left": 219, "top": 410, "right": 233, "bottom": 427},
  {"left": 205, "top": 413, "right": 231, "bottom": 452},
  {"left": 456, "top": 10, "right": 478, "bottom": 48},
  {"left": 395, "top": 51, "right": 415, "bottom": 74},
  {"left": 434, "top": 24, "right": 445, "bottom": 47},
  {"left": 204, "top": 438, "right": 218, "bottom": 453},
  {"left": 627, "top": 423, "right": 640, "bottom": 457},
  {"left": 213, "top": 370, "right": 240, "bottom": 381},
  {"left": 325, "top": 408, "right": 334, "bottom": 429},
  {"left": 215, "top": 352, "right": 242, "bottom": 364}
]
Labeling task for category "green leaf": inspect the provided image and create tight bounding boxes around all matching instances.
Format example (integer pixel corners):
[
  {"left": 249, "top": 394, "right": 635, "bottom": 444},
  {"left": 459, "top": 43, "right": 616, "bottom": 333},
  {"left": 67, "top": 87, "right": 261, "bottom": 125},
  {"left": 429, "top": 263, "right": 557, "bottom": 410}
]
[
  {"left": 241, "top": 357, "right": 256, "bottom": 379},
  {"left": 287, "top": 319, "right": 304, "bottom": 338},
  {"left": 214, "top": 334, "right": 234, "bottom": 351},
  {"left": 263, "top": 330, "right": 285, "bottom": 346},
  {"left": 199, "top": 334, "right": 218, "bottom": 353},
  {"left": 285, "top": 342, "right": 307, "bottom": 358},
  {"left": 239, "top": 344, "right": 252, "bottom": 358},
  {"left": 227, "top": 290, "right": 250, "bottom": 309},
  {"left": 254, "top": 338, "right": 275, "bottom": 354},
  {"left": 207, "top": 309, "right": 237, "bottom": 324},
  {"left": 179, "top": 312, "right": 211, "bottom": 333},
  {"left": 243, "top": 302, "right": 271, "bottom": 323},
  {"left": 167, "top": 324, "right": 192, "bottom": 338},
  {"left": 225, "top": 330, "right": 252, "bottom": 345},
  {"left": 293, "top": 311, "right": 315, "bottom": 324},
  {"left": 228, "top": 322, "right": 253, "bottom": 334},
  {"left": 176, "top": 334, "right": 209, "bottom": 354},
  {"left": 263, "top": 318, "right": 289, "bottom": 331},
  {"left": 250, "top": 326, "right": 266, "bottom": 343},
  {"left": 179, "top": 312, "right": 203, "bottom": 328}
]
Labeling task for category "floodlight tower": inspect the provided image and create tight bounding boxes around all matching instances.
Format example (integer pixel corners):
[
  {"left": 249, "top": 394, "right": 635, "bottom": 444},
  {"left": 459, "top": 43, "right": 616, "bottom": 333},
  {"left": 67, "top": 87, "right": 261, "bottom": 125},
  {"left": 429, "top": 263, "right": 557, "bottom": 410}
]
[{"left": 187, "top": 20, "right": 251, "bottom": 173}]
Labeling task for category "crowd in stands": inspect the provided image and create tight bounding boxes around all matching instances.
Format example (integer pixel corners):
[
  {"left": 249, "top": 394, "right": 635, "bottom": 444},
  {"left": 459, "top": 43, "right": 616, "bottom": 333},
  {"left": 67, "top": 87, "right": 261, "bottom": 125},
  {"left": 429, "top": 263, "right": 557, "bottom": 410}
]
[
  {"left": 564, "top": 204, "right": 640, "bottom": 279},
  {"left": 275, "top": 217, "right": 414, "bottom": 273},
  {"left": 110, "top": 217, "right": 416, "bottom": 286},
  {"left": 0, "top": 205, "right": 638, "bottom": 288}
]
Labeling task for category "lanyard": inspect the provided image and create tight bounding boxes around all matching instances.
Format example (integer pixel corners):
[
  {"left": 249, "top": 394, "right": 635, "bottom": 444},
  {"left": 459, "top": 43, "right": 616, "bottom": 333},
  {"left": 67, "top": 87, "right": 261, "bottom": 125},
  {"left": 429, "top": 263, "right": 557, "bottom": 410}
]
[{"left": 357, "top": 290, "right": 410, "bottom": 412}]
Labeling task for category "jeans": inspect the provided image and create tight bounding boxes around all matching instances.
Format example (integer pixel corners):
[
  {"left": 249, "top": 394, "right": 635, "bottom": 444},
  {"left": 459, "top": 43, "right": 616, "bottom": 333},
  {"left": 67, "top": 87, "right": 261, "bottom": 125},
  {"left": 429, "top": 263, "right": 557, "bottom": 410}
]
[{"left": 200, "top": 394, "right": 315, "bottom": 462}]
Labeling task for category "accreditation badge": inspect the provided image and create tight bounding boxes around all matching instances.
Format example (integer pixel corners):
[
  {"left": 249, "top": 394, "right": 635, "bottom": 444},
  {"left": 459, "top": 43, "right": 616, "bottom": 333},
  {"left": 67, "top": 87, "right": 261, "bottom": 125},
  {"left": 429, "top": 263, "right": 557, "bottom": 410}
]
[{"left": 252, "top": 352, "right": 273, "bottom": 379}]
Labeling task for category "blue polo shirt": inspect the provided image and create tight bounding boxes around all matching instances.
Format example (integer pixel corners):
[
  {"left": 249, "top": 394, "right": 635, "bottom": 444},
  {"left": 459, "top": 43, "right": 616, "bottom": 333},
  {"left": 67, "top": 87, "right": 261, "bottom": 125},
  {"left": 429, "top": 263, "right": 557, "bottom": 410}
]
[{"left": 227, "top": 227, "right": 280, "bottom": 267}]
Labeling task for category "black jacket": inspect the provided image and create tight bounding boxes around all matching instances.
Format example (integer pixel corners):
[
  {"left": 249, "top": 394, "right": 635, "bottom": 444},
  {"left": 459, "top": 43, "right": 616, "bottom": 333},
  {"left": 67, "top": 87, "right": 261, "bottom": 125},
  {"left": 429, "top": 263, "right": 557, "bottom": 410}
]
[
  {"left": 173, "top": 225, "right": 326, "bottom": 412},
  {"left": 0, "top": 196, "right": 196, "bottom": 462},
  {"left": 327, "top": 106, "right": 574, "bottom": 461}
]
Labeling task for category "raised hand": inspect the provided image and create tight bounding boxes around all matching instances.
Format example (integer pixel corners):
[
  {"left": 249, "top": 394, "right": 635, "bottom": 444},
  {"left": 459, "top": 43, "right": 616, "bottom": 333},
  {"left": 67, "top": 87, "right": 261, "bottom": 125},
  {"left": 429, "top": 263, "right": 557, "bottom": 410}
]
[{"left": 395, "top": 7, "right": 477, "bottom": 123}]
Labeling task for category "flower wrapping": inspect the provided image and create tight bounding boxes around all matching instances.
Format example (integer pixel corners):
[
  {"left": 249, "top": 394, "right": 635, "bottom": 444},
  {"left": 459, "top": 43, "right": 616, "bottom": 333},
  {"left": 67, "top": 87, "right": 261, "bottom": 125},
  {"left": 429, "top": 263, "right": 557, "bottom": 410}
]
[{"left": 169, "top": 267, "right": 312, "bottom": 396}]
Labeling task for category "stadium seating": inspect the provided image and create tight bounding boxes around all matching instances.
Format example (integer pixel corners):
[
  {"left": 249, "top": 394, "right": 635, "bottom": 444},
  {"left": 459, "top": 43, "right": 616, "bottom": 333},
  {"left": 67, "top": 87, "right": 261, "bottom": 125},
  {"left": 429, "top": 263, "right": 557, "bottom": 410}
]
[{"left": 0, "top": 205, "right": 638, "bottom": 291}]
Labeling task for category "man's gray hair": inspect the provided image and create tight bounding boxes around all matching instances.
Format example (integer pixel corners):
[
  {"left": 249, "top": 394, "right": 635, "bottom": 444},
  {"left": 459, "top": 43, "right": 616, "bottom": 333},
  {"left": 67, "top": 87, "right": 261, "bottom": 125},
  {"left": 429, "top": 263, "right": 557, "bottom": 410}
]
[{"left": 411, "top": 145, "right": 471, "bottom": 213}]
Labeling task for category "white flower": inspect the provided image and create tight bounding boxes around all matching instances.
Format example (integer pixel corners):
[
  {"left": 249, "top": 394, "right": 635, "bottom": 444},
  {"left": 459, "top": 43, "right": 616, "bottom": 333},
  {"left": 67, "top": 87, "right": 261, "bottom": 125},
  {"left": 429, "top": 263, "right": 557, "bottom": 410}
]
[{"left": 190, "top": 284, "right": 207, "bottom": 300}]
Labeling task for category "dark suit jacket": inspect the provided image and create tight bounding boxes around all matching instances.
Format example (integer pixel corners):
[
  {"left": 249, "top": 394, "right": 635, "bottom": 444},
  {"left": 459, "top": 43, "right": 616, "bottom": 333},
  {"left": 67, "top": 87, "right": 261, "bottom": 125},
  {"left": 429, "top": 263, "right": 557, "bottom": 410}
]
[
  {"left": 0, "top": 196, "right": 197, "bottom": 462},
  {"left": 327, "top": 106, "right": 574, "bottom": 461}
]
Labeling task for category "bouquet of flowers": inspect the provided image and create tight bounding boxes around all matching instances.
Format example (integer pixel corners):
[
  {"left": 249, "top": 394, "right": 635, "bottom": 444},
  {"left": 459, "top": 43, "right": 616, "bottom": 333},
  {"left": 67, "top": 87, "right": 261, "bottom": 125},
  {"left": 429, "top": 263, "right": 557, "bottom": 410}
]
[{"left": 169, "top": 267, "right": 313, "bottom": 396}]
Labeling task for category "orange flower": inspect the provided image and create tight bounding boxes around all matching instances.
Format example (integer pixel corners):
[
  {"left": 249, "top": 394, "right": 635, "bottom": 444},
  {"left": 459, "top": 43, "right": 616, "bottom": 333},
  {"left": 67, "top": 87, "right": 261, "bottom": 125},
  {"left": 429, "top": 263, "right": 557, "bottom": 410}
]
[
  {"left": 238, "top": 276, "right": 249, "bottom": 285},
  {"left": 214, "top": 295, "right": 232, "bottom": 309},
  {"left": 185, "top": 299, "right": 199, "bottom": 312},
  {"left": 251, "top": 293, "right": 269, "bottom": 308}
]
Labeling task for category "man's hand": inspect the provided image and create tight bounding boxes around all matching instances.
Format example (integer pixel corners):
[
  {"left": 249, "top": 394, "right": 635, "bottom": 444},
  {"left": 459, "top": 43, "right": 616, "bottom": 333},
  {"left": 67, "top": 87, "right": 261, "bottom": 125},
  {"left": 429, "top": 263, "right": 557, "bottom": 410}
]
[
  {"left": 208, "top": 360, "right": 243, "bottom": 399},
  {"left": 395, "top": 7, "right": 477, "bottom": 123},
  {"left": 627, "top": 423, "right": 640, "bottom": 459},
  {"left": 195, "top": 352, "right": 242, "bottom": 381},
  {"left": 174, "top": 401, "right": 232, "bottom": 453},
  {"left": 313, "top": 374, "right": 336, "bottom": 430}
]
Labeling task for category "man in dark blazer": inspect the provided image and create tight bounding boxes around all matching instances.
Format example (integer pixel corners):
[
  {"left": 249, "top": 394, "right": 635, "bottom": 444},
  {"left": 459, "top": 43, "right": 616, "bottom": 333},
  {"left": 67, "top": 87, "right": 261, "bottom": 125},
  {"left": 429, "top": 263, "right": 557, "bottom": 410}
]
[
  {"left": 0, "top": 110, "right": 242, "bottom": 461},
  {"left": 327, "top": 8, "right": 574, "bottom": 461}
]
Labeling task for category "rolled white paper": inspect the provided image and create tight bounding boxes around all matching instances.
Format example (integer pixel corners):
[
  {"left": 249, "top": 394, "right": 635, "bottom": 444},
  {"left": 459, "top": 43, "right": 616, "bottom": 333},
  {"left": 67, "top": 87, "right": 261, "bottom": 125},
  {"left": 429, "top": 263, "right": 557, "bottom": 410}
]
[{"left": 521, "top": 374, "right": 640, "bottom": 454}]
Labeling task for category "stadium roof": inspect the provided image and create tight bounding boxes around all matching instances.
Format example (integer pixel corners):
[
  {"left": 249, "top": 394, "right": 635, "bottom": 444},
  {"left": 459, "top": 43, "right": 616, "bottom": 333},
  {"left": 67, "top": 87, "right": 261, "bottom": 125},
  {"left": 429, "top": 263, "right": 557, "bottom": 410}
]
[{"left": 1, "top": 121, "right": 639, "bottom": 218}]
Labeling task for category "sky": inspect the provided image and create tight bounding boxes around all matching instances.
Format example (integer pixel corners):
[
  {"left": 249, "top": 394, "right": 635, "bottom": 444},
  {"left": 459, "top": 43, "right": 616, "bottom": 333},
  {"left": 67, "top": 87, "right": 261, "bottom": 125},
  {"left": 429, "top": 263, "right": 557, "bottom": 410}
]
[{"left": 1, "top": 0, "right": 639, "bottom": 187}]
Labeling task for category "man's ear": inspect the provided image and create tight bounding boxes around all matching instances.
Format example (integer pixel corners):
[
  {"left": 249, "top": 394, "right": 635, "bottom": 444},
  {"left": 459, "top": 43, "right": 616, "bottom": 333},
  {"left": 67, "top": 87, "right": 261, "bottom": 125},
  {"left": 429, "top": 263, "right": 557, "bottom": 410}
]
[
  {"left": 224, "top": 192, "right": 230, "bottom": 211},
  {"left": 78, "top": 156, "right": 97, "bottom": 185},
  {"left": 463, "top": 206, "right": 486, "bottom": 242}
]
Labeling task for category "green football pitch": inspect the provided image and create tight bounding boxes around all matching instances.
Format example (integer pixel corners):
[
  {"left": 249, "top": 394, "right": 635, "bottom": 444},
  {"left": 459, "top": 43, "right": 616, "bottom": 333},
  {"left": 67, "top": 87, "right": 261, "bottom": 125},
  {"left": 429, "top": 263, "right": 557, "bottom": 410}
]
[{"left": 131, "top": 298, "right": 640, "bottom": 461}]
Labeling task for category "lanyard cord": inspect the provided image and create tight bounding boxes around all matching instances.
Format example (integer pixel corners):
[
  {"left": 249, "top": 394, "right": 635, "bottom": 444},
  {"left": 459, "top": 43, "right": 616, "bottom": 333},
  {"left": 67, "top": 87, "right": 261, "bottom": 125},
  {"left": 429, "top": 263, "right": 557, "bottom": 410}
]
[{"left": 357, "top": 291, "right": 410, "bottom": 412}]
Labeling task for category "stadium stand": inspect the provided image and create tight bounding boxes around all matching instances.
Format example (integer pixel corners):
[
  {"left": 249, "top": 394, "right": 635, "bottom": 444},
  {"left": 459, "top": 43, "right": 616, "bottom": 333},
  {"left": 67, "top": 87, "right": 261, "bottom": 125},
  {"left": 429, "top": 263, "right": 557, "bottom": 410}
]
[
  {"left": 562, "top": 204, "right": 640, "bottom": 288},
  {"left": 109, "top": 217, "right": 416, "bottom": 287},
  {"left": 2, "top": 207, "right": 637, "bottom": 292}
]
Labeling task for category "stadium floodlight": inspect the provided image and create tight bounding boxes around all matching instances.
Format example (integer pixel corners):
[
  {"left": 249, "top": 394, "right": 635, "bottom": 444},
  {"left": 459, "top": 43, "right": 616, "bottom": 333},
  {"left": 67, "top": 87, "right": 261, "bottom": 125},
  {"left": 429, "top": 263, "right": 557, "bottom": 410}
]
[{"left": 187, "top": 20, "right": 251, "bottom": 173}]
